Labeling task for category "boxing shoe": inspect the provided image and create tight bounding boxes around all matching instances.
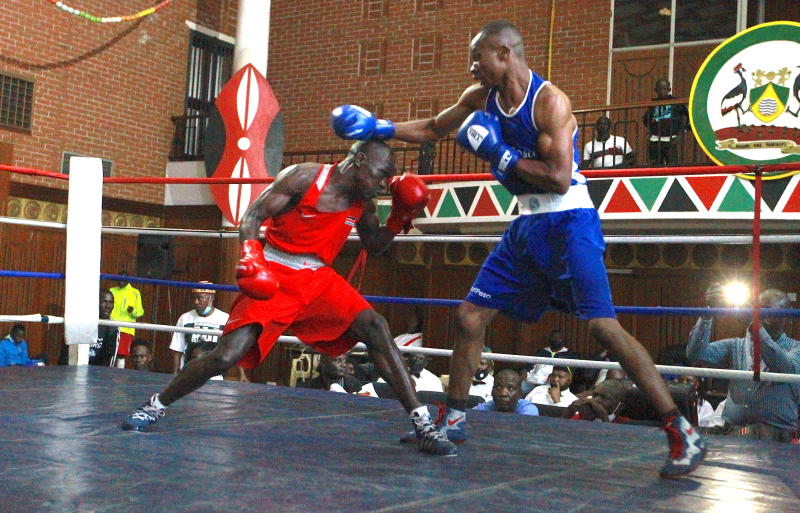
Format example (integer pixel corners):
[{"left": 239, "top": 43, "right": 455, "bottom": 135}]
[
  {"left": 121, "top": 394, "right": 166, "bottom": 432},
  {"left": 659, "top": 414, "right": 707, "bottom": 478},
  {"left": 410, "top": 410, "right": 457, "bottom": 457}
]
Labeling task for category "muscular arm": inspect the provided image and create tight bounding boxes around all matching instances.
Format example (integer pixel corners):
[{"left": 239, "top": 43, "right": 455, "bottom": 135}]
[
  {"left": 355, "top": 201, "right": 395, "bottom": 255},
  {"left": 393, "top": 85, "right": 487, "bottom": 143},
  {"left": 515, "top": 85, "right": 577, "bottom": 195},
  {"left": 237, "top": 164, "right": 318, "bottom": 241}
]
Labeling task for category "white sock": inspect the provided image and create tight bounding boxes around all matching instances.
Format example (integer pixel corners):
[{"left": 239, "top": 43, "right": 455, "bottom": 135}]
[
  {"left": 150, "top": 393, "right": 166, "bottom": 410},
  {"left": 410, "top": 406, "right": 429, "bottom": 420}
]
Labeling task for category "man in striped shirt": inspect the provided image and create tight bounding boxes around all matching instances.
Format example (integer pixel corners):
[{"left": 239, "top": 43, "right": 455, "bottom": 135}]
[{"left": 686, "top": 286, "right": 800, "bottom": 442}]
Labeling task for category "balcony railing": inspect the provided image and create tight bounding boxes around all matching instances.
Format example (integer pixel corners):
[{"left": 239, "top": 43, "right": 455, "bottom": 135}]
[{"left": 169, "top": 99, "right": 712, "bottom": 173}]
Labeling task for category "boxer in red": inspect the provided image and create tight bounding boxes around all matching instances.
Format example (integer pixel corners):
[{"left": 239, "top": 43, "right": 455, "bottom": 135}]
[{"left": 121, "top": 140, "right": 456, "bottom": 456}]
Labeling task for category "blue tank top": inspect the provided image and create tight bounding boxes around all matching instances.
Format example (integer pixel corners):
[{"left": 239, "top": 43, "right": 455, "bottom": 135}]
[{"left": 484, "top": 69, "right": 582, "bottom": 183}]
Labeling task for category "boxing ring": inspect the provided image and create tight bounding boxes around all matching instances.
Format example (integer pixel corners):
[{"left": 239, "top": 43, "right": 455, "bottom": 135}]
[{"left": 2, "top": 161, "right": 800, "bottom": 512}]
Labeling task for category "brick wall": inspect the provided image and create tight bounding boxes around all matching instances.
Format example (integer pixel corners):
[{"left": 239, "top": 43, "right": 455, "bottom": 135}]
[
  {"left": 267, "top": 0, "right": 612, "bottom": 152},
  {"left": 1, "top": 0, "right": 610, "bottom": 205},
  {"left": 0, "top": 0, "right": 237, "bottom": 204}
]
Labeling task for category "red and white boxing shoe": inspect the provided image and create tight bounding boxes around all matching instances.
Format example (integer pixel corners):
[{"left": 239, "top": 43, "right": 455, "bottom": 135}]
[{"left": 660, "top": 414, "right": 708, "bottom": 478}]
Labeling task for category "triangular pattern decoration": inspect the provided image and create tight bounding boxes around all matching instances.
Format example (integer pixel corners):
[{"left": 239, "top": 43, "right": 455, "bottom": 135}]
[
  {"left": 426, "top": 188, "right": 444, "bottom": 216},
  {"left": 491, "top": 184, "right": 515, "bottom": 214},
  {"left": 718, "top": 178, "right": 754, "bottom": 212},
  {"left": 377, "top": 203, "right": 390, "bottom": 224},
  {"left": 685, "top": 176, "right": 728, "bottom": 211},
  {"left": 437, "top": 189, "right": 462, "bottom": 217},
  {"left": 472, "top": 187, "right": 500, "bottom": 216},
  {"left": 629, "top": 177, "right": 667, "bottom": 211},
  {"left": 604, "top": 181, "right": 641, "bottom": 213},
  {"left": 454, "top": 186, "right": 480, "bottom": 215},
  {"left": 509, "top": 202, "right": 519, "bottom": 216},
  {"left": 658, "top": 179, "right": 698, "bottom": 212},
  {"left": 760, "top": 177, "right": 790, "bottom": 212},
  {"left": 782, "top": 181, "right": 800, "bottom": 212},
  {"left": 588, "top": 179, "right": 613, "bottom": 209}
]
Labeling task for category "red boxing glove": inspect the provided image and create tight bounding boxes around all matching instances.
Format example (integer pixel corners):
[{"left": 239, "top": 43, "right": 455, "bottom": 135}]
[
  {"left": 236, "top": 240, "right": 279, "bottom": 300},
  {"left": 386, "top": 173, "right": 429, "bottom": 235}
]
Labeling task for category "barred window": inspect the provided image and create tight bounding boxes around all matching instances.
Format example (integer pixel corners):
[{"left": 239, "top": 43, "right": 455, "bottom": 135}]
[
  {"left": 0, "top": 73, "right": 34, "bottom": 132},
  {"left": 359, "top": 41, "right": 385, "bottom": 76},
  {"left": 409, "top": 99, "right": 439, "bottom": 119}
]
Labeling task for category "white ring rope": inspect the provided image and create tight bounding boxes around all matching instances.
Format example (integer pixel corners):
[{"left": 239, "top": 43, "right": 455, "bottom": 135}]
[
  {"left": 2, "top": 216, "right": 799, "bottom": 244},
  {"left": 97, "top": 320, "right": 800, "bottom": 385},
  {"left": 0, "top": 316, "right": 788, "bottom": 385}
]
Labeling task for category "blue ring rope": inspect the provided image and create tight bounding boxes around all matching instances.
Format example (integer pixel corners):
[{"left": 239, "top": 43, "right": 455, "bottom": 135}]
[{"left": 2, "top": 269, "right": 799, "bottom": 317}]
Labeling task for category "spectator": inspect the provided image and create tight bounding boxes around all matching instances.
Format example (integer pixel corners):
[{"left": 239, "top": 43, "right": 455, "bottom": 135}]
[
  {"left": 297, "top": 353, "right": 362, "bottom": 393},
  {"left": 89, "top": 289, "right": 120, "bottom": 367},
  {"left": 131, "top": 339, "right": 158, "bottom": 372},
  {"left": 472, "top": 369, "right": 539, "bottom": 415},
  {"left": 110, "top": 272, "right": 144, "bottom": 369},
  {"left": 526, "top": 329, "right": 580, "bottom": 388},
  {"left": 525, "top": 366, "right": 579, "bottom": 407},
  {"left": 581, "top": 115, "right": 634, "bottom": 169},
  {"left": 358, "top": 331, "right": 442, "bottom": 396},
  {"left": 169, "top": 282, "right": 246, "bottom": 381},
  {"left": 0, "top": 324, "right": 34, "bottom": 367},
  {"left": 643, "top": 78, "right": 688, "bottom": 165},
  {"left": 566, "top": 378, "right": 633, "bottom": 423},
  {"left": 469, "top": 346, "right": 495, "bottom": 401},
  {"left": 677, "top": 375, "right": 715, "bottom": 428},
  {"left": 686, "top": 285, "right": 800, "bottom": 442}
]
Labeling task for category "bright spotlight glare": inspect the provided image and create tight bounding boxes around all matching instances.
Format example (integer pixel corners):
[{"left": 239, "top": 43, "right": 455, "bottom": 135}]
[{"left": 722, "top": 281, "right": 749, "bottom": 306}]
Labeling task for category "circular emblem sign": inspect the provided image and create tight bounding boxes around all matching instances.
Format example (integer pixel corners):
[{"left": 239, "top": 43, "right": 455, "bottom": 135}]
[{"left": 689, "top": 21, "right": 800, "bottom": 169}]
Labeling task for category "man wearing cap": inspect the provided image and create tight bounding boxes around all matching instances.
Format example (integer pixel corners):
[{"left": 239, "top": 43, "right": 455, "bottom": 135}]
[{"left": 169, "top": 282, "right": 245, "bottom": 381}]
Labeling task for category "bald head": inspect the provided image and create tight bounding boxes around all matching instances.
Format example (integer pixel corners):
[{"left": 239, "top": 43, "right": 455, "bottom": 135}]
[
  {"left": 348, "top": 139, "right": 392, "bottom": 161},
  {"left": 476, "top": 20, "right": 524, "bottom": 58}
]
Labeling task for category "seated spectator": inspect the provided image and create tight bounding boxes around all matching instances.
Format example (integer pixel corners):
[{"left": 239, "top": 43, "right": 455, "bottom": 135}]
[
  {"left": 90, "top": 290, "right": 120, "bottom": 367},
  {"left": 130, "top": 339, "right": 162, "bottom": 372},
  {"left": 298, "top": 353, "right": 362, "bottom": 393},
  {"left": 0, "top": 324, "right": 34, "bottom": 367},
  {"left": 469, "top": 346, "right": 494, "bottom": 402},
  {"left": 472, "top": 369, "right": 539, "bottom": 415},
  {"left": 581, "top": 115, "right": 634, "bottom": 169},
  {"left": 525, "top": 330, "right": 580, "bottom": 390},
  {"left": 677, "top": 375, "right": 715, "bottom": 428},
  {"left": 566, "top": 378, "right": 633, "bottom": 423},
  {"left": 187, "top": 342, "right": 224, "bottom": 381},
  {"left": 525, "top": 366, "right": 579, "bottom": 407}
]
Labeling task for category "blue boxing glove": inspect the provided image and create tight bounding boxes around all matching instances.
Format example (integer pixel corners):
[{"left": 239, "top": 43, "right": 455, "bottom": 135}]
[
  {"left": 457, "top": 111, "right": 539, "bottom": 195},
  {"left": 330, "top": 104, "right": 395, "bottom": 140}
]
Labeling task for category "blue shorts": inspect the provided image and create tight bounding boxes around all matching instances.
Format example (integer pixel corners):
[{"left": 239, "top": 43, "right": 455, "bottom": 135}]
[{"left": 465, "top": 208, "right": 616, "bottom": 322}]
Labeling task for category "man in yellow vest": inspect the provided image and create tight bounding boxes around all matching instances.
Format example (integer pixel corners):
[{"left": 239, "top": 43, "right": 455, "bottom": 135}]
[{"left": 110, "top": 273, "right": 144, "bottom": 368}]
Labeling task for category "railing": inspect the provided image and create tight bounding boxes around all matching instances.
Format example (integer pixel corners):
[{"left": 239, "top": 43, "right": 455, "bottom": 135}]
[{"left": 169, "top": 99, "right": 711, "bottom": 173}]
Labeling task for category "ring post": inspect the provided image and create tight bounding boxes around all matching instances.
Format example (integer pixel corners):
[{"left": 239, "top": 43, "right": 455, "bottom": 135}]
[
  {"left": 751, "top": 165, "right": 762, "bottom": 381},
  {"left": 65, "top": 157, "right": 103, "bottom": 365}
]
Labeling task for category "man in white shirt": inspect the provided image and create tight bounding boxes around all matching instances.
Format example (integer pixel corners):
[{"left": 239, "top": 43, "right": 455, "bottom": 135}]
[
  {"left": 581, "top": 116, "right": 634, "bottom": 169},
  {"left": 169, "top": 282, "right": 245, "bottom": 380},
  {"left": 526, "top": 366, "right": 579, "bottom": 408},
  {"left": 469, "top": 346, "right": 494, "bottom": 401},
  {"left": 526, "top": 330, "right": 579, "bottom": 389}
]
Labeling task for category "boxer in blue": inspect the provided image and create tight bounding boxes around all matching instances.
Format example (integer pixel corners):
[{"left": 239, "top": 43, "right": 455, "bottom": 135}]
[{"left": 331, "top": 20, "right": 705, "bottom": 478}]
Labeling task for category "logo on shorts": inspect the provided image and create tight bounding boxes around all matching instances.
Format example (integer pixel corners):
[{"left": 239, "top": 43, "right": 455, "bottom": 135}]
[
  {"left": 344, "top": 216, "right": 356, "bottom": 227},
  {"left": 690, "top": 21, "right": 800, "bottom": 169},
  {"left": 528, "top": 197, "right": 540, "bottom": 211},
  {"left": 470, "top": 287, "right": 491, "bottom": 299}
]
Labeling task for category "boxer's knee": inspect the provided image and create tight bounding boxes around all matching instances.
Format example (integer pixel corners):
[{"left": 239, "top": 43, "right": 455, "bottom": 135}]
[
  {"left": 456, "top": 301, "right": 494, "bottom": 340},
  {"left": 211, "top": 324, "right": 260, "bottom": 370},
  {"left": 351, "top": 309, "right": 389, "bottom": 343}
]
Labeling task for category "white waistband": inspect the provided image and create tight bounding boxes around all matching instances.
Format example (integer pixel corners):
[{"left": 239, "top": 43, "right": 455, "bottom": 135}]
[
  {"left": 264, "top": 246, "right": 325, "bottom": 270},
  {"left": 517, "top": 184, "right": 593, "bottom": 215}
]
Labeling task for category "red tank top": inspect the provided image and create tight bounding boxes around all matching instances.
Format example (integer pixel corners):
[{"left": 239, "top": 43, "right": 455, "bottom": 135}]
[{"left": 264, "top": 164, "right": 363, "bottom": 265}]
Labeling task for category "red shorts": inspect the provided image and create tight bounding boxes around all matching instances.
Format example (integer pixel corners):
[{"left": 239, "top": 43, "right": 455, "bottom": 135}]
[
  {"left": 223, "top": 264, "right": 371, "bottom": 369},
  {"left": 117, "top": 332, "right": 134, "bottom": 357}
]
